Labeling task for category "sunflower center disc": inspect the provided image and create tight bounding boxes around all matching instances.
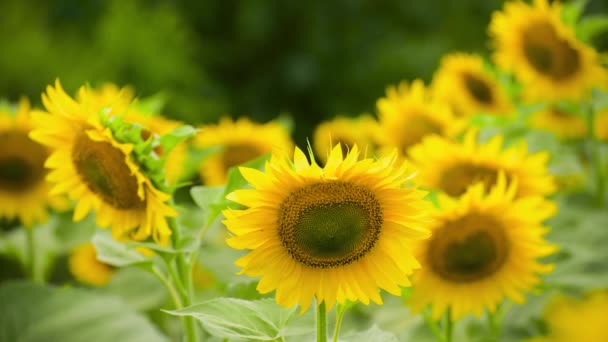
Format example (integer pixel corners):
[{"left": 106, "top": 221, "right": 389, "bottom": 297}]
[
  {"left": 222, "top": 144, "right": 261, "bottom": 170},
  {"left": 440, "top": 163, "right": 499, "bottom": 196},
  {"left": 278, "top": 181, "right": 383, "bottom": 268},
  {"left": 429, "top": 215, "right": 510, "bottom": 282},
  {"left": 72, "top": 133, "right": 144, "bottom": 210},
  {"left": 522, "top": 21, "right": 580, "bottom": 81},
  {"left": 462, "top": 72, "right": 494, "bottom": 105},
  {"left": 0, "top": 131, "right": 47, "bottom": 193}
]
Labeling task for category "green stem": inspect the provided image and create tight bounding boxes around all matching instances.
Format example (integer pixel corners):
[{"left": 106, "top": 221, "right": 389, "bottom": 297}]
[
  {"left": 317, "top": 300, "right": 327, "bottom": 342},
  {"left": 151, "top": 266, "right": 183, "bottom": 309},
  {"left": 422, "top": 310, "right": 444, "bottom": 342},
  {"left": 444, "top": 308, "right": 453, "bottom": 342},
  {"left": 25, "top": 227, "right": 42, "bottom": 283},
  {"left": 332, "top": 303, "right": 347, "bottom": 342},
  {"left": 487, "top": 309, "right": 501, "bottom": 341}
]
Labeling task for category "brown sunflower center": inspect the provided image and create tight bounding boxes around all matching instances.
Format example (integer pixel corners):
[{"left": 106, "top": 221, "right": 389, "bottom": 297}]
[
  {"left": 522, "top": 20, "right": 580, "bottom": 81},
  {"left": 401, "top": 115, "right": 442, "bottom": 152},
  {"left": 0, "top": 131, "right": 47, "bottom": 193},
  {"left": 72, "top": 133, "right": 144, "bottom": 210},
  {"left": 222, "top": 144, "right": 262, "bottom": 171},
  {"left": 278, "top": 181, "right": 383, "bottom": 268},
  {"left": 428, "top": 214, "right": 510, "bottom": 282},
  {"left": 439, "top": 163, "right": 500, "bottom": 196},
  {"left": 462, "top": 72, "right": 494, "bottom": 105}
]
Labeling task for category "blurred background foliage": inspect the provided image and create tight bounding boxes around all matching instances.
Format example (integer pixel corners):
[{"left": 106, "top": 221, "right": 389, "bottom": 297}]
[{"left": 0, "top": 0, "right": 606, "bottom": 146}]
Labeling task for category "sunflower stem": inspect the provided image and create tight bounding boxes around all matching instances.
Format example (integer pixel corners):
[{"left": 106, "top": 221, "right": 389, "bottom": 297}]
[
  {"left": 585, "top": 99, "right": 605, "bottom": 207},
  {"left": 25, "top": 227, "right": 42, "bottom": 283},
  {"left": 444, "top": 308, "right": 453, "bottom": 342},
  {"left": 151, "top": 266, "right": 183, "bottom": 309},
  {"left": 332, "top": 303, "right": 347, "bottom": 342},
  {"left": 317, "top": 300, "right": 327, "bottom": 342},
  {"left": 486, "top": 308, "right": 502, "bottom": 341},
  {"left": 422, "top": 310, "right": 444, "bottom": 342}
]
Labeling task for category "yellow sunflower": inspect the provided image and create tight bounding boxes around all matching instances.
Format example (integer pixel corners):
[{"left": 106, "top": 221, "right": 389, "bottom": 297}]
[
  {"left": 408, "top": 175, "right": 556, "bottom": 320},
  {"left": 432, "top": 53, "right": 513, "bottom": 116},
  {"left": 529, "top": 290, "right": 608, "bottom": 342},
  {"left": 223, "top": 144, "right": 431, "bottom": 312},
  {"left": 86, "top": 83, "right": 188, "bottom": 185},
  {"left": 594, "top": 108, "right": 608, "bottom": 141},
  {"left": 68, "top": 242, "right": 115, "bottom": 287},
  {"left": 30, "top": 81, "right": 177, "bottom": 245},
  {"left": 409, "top": 129, "right": 555, "bottom": 198},
  {"left": 313, "top": 115, "right": 380, "bottom": 163},
  {"left": 376, "top": 79, "right": 465, "bottom": 158},
  {"left": 530, "top": 105, "right": 587, "bottom": 140},
  {"left": 194, "top": 117, "right": 293, "bottom": 185},
  {"left": 489, "top": 0, "right": 607, "bottom": 101},
  {"left": 0, "top": 99, "right": 68, "bottom": 227}
]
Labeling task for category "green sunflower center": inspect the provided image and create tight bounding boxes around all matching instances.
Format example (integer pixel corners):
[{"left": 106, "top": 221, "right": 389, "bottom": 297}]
[
  {"left": 72, "top": 133, "right": 144, "bottom": 210},
  {"left": 439, "top": 163, "right": 500, "bottom": 196},
  {"left": 0, "top": 131, "right": 47, "bottom": 193},
  {"left": 522, "top": 21, "right": 580, "bottom": 81},
  {"left": 222, "top": 144, "right": 262, "bottom": 170},
  {"left": 278, "top": 181, "right": 383, "bottom": 268},
  {"left": 428, "top": 214, "right": 510, "bottom": 282},
  {"left": 400, "top": 115, "right": 442, "bottom": 152},
  {"left": 462, "top": 72, "right": 494, "bottom": 105}
]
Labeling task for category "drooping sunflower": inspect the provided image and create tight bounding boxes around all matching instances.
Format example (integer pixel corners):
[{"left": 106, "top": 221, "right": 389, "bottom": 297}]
[
  {"left": 530, "top": 105, "right": 587, "bottom": 140},
  {"left": 0, "top": 99, "right": 68, "bottom": 227},
  {"left": 194, "top": 117, "right": 293, "bottom": 185},
  {"left": 68, "top": 243, "right": 115, "bottom": 287},
  {"left": 529, "top": 290, "right": 608, "bottom": 342},
  {"left": 313, "top": 114, "right": 380, "bottom": 163},
  {"left": 30, "top": 81, "right": 177, "bottom": 245},
  {"left": 432, "top": 53, "right": 513, "bottom": 116},
  {"left": 409, "top": 129, "right": 555, "bottom": 198},
  {"left": 376, "top": 79, "right": 465, "bottom": 158},
  {"left": 223, "top": 145, "right": 431, "bottom": 312},
  {"left": 489, "top": 0, "right": 607, "bottom": 101},
  {"left": 408, "top": 176, "right": 556, "bottom": 320}
]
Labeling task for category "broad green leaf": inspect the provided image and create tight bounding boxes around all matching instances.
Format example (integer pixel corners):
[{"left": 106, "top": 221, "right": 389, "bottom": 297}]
[
  {"left": 577, "top": 14, "right": 608, "bottom": 42},
  {"left": 224, "top": 153, "right": 270, "bottom": 195},
  {"left": 100, "top": 268, "right": 168, "bottom": 311},
  {"left": 0, "top": 281, "right": 167, "bottom": 342},
  {"left": 132, "top": 92, "right": 168, "bottom": 114},
  {"left": 190, "top": 185, "right": 226, "bottom": 226},
  {"left": 92, "top": 230, "right": 152, "bottom": 267},
  {"left": 342, "top": 325, "right": 399, "bottom": 342},
  {"left": 160, "top": 125, "right": 197, "bottom": 153},
  {"left": 166, "top": 298, "right": 296, "bottom": 341}
]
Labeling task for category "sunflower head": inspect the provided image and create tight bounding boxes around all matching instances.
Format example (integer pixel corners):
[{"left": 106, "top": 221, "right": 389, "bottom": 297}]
[
  {"left": 594, "top": 108, "right": 608, "bottom": 141},
  {"left": 408, "top": 175, "right": 557, "bottom": 320},
  {"left": 30, "top": 81, "right": 178, "bottom": 245},
  {"left": 409, "top": 128, "right": 556, "bottom": 198},
  {"left": 531, "top": 290, "right": 608, "bottom": 342},
  {"left": 530, "top": 105, "right": 587, "bottom": 140},
  {"left": 223, "top": 144, "right": 431, "bottom": 312},
  {"left": 313, "top": 115, "right": 380, "bottom": 163},
  {"left": 69, "top": 243, "right": 115, "bottom": 287},
  {"left": 194, "top": 117, "right": 293, "bottom": 185},
  {"left": 432, "top": 53, "right": 513, "bottom": 116},
  {"left": 376, "top": 79, "right": 465, "bottom": 158},
  {"left": 489, "top": 0, "right": 607, "bottom": 101},
  {"left": 0, "top": 98, "right": 68, "bottom": 227}
]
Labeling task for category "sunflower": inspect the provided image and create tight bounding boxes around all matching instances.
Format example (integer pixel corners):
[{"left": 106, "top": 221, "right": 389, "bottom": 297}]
[
  {"left": 408, "top": 176, "right": 556, "bottom": 320},
  {"left": 79, "top": 82, "right": 134, "bottom": 116},
  {"left": 313, "top": 115, "right": 380, "bottom": 163},
  {"left": 594, "top": 108, "right": 608, "bottom": 141},
  {"left": 432, "top": 53, "right": 513, "bottom": 116},
  {"left": 409, "top": 129, "right": 555, "bottom": 198},
  {"left": 68, "top": 243, "right": 115, "bottom": 287},
  {"left": 30, "top": 81, "right": 177, "bottom": 245},
  {"left": 194, "top": 117, "right": 293, "bottom": 185},
  {"left": 530, "top": 105, "right": 587, "bottom": 140},
  {"left": 376, "top": 79, "right": 464, "bottom": 158},
  {"left": 529, "top": 290, "right": 608, "bottom": 342},
  {"left": 0, "top": 99, "right": 67, "bottom": 227},
  {"left": 489, "top": 0, "right": 607, "bottom": 101},
  {"left": 223, "top": 144, "right": 431, "bottom": 312}
]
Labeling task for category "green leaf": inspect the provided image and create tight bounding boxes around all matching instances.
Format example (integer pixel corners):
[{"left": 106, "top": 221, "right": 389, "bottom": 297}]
[
  {"left": 133, "top": 92, "right": 168, "bottom": 114},
  {"left": 91, "top": 230, "right": 152, "bottom": 267},
  {"left": 577, "top": 14, "right": 608, "bottom": 42},
  {"left": 190, "top": 185, "right": 226, "bottom": 226},
  {"left": 560, "top": 0, "right": 587, "bottom": 28},
  {"left": 160, "top": 125, "right": 198, "bottom": 153},
  {"left": 224, "top": 153, "right": 270, "bottom": 195},
  {"left": 342, "top": 325, "right": 399, "bottom": 342},
  {"left": 100, "top": 268, "right": 168, "bottom": 311},
  {"left": 0, "top": 281, "right": 167, "bottom": 342},
  {"left": 165, "top": 298, "right": 296, "bottom": 341}
]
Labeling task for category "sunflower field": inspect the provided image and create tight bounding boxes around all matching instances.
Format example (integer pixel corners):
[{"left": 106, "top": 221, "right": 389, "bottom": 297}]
[{"left": 1, "top": 0, "right": 608, "bottom": 341}]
